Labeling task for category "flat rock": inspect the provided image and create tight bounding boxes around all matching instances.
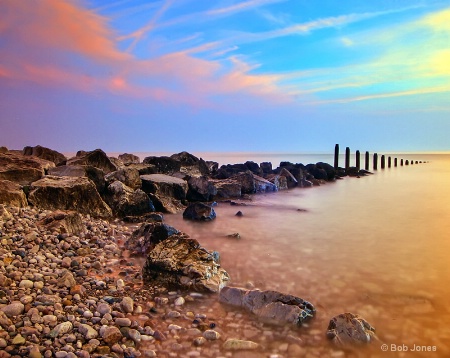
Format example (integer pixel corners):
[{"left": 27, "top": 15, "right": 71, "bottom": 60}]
[
  {"left": 141, "top": 174, "right": 188, "bottom": 200},
  {"left": 48, "top": 165, "right": 106, "bottom": 194},
  {"left": 28, "top": 176, "right": 112, "bottom": 217},
  {"left": 219, "top": 287, "right": 315, "bottom": 326}
]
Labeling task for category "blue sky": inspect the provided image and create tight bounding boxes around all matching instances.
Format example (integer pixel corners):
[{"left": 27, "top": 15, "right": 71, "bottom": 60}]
[{"left": 1, "top": 0, "right": 450, "bottom": 154}]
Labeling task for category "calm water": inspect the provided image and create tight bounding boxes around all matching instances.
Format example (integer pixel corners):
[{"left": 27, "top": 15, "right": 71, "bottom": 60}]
[{"left": 157, "top": 153, "right": 450, "bottom": 357}]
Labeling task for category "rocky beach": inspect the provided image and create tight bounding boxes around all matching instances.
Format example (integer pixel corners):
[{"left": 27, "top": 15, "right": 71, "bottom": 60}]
[{"left": 0, "top": 144, "right": 396, "bottom": 358}]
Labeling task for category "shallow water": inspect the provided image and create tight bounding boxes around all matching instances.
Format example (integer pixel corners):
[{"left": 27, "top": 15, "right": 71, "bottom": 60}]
[{"left": 160, "top": 154, "right": 450, "bottom": 357}]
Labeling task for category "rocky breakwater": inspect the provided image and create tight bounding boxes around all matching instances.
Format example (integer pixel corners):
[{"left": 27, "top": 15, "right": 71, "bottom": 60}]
[{"left": 0, "top": 145, "right": 358, "bottom": 220}]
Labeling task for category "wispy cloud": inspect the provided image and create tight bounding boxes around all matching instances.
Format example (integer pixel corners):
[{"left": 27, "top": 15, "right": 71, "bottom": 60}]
[{"left": 206, "top": 0, "right": 287, "bottom": 16}]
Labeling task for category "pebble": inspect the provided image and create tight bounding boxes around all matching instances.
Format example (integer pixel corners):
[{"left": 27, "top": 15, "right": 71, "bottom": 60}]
[
  {"left": 203, "top": 329, "right": 221, "bottom": 340},
  {"left": 174, "top": 297, "right": 185, "bottom": 306}
]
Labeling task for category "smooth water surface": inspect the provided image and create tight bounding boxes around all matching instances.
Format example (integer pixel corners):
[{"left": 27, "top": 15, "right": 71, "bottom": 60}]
[{"left": 161, "top": 154, "right": 450, "bottom": 357}]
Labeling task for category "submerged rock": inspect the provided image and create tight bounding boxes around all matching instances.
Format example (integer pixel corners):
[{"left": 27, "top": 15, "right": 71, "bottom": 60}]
[
  {"left": 326, "top": 312, "right": 377, "bottom": 345},
  {"left": 219, "top": 287, "right": 315, "bottom": 326},
  {"left": 183, "top": 202, "right": 216, "bottom": 221},
  {"left": 143, "top": 234, "right": 229, "bottom": 292}
]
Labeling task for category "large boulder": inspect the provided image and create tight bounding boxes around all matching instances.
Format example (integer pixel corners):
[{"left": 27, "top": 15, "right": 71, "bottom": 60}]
[
  {"left": 219, "top": 287, "right": 315, "bottom": 326},
  {"left": 170, "top": 151, "right": 210, "bottom": 177},
  {"left": 28, "top": 176, "right": 112, "bottom": 217},
  {"left": 253, "top": 174, "right": 277, "bottom": 193},
  {"left": 66, "top": 149, "right": 117, "bottom": 174},
  {"left": 213, "top": 180, "right": 242, "bottom": 199},
  {"left": 279, "top": 168, "right": 298, "bottom": 188},
  {"left": 106, "top": 181, "right": 154, "bottom": 218},
  {"left": 118, "top": 153, "right": 140, "bottom": 165},
  {"left": 143, "top": 234, "right": 229, "bottom": 292},
  {"left": 48, "top": 165, "right": 106, "bottom": 194},
  {"left": 125, "top": 222, "right": 179, "bottom": 255},
  {"left": 187, "top": 176, "right": 217, "bottom": 201},
  {"left": 0, "top": 180, "right": 27, "bottom": 207},
  {"left": 38, "top": 210, "right": 84, "bottom": 235},
  {"left": 140, "top": 174, "right": 188, "bottom": 200},
  {"left": 183, "top": 203, "right": 216, "bottom": 221},
  {"left": 326, "top": 313, "right": 377, "bottom": 345},
  {"left": 126, "top": 163, "right": 157, "bottom": 175},
  {"left": 148, "top": 193, "right": 185, "bottom": 214},
  {"left": 316, "top": 162, "right": 336, "bottom": 180},
  {"left": 0, "top": 146, "right": 8, "bottom": 153},
  {"left": 267, "top": 174, "right": 288, "bottom": 190},
  {"left": 305, "top": 164, "right": 328, "bottom": 180},
  {"left": 106, "top": 167, "right": 142, "bottom": 190},
  {"left": 0, "top": 152, "right": 55, "bottom": 185},
  {"left": 142, "top": 156, "right": 181, "bottom": 174},
  {"left": 22, "top": 145, "right": 66, "bottom": 165}
]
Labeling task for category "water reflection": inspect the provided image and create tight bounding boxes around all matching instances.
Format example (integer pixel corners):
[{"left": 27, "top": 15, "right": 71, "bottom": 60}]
[{"left": 163, "top": 155, "right": 450, "bottom": 357}]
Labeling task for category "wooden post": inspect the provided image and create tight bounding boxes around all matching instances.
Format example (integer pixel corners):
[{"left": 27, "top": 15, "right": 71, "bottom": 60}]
[
  {"left": 334, "top": 144, "right": 339, "bottom": 170},
  {"left": 394, "top": 158, "right": 398, "bottom": 167},
  {"left": 388, "top": 156, "right": 391, "bottom": 168},
  {"left": 356, "top": 150, "right": 360, "bottom": 170},
  {"left": 365, "top": 151, "right": 369, "bottom": 170},
  {"left": 411, "top": 160, "right": 414, "bottom": 165},
  {"left": 381, "top": 155, "right": 385, "bottom": 169},
  {"left": 405, "top": 160, "right": 409, "bottom": 165},
  {"left": 373, "top": 153, "right": 378, "bottom": 170},
  {"left": 345, "top": 147, "right": 350, "bottom": 171},
  {"left": 401, "top": 159, "right": 404, "bottom": 166}
]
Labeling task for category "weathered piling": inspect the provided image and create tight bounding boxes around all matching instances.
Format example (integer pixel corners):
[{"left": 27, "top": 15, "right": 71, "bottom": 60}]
[
  {"left": 401, "top": 159, "right": 404, "bottom": 166},
  {"left": 394, "top": 158, "right": 398, "bottom": 167},
  {"left": 365, "top": 151, "right": 369, "bottom": 170},
  {"left": 405, "top": 160, "right": 409, "bottom": 165},
  {"left": 356, "top": 150, "right": 360, "bottom": 170},
  {"left": 373, "top": 153, "right": 378, "bottom": 170},
  {"left": 388, "top": 156, "right": 392, "bottom": 168},
  {"left": 381, "top": 155, "right": 385, "bottom": 169},
  {"left": 334, "top": 144, "right": 339, "bottom": 170},
  {"left": 345, "top": 147, "right": 350, "bottom": 171}
]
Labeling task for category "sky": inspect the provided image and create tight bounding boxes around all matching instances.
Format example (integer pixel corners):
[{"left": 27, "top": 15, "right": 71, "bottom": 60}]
[{"left": 1, "top": 0, "right": 450, "bottom": 154}]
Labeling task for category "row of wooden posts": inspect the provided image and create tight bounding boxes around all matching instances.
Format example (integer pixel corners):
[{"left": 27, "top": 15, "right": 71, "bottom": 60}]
[{"left": 334, "top": 144, "right": 423, "bottom": 171}]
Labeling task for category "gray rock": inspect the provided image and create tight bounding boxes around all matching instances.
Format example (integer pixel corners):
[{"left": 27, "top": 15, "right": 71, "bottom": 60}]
[
  {"left": 49, "top": 321, "right": 73, "bottom": 338},
  {"left": 106, "top": 181, "right": 154, "bottom": 218},
  {"left": 121, "top": 297, "right": 134, "bottom": 313},
  {"left": 219, "top": 287, "right": 315, "bottom": 326},
  {"left": 223, "top": 339, "right": 259, "bottom": 350},
  {"left": 203, "top": 329, "right": 220, "bottom": 340},
  {"left": 326, "top": 312, "right": 377, "bottom": 345},
  {"left": 140, "top": 174, "right": 188, "bottom": 200},
  {"left": 106, "top": 167, "right": 142, "bottom": 190}
]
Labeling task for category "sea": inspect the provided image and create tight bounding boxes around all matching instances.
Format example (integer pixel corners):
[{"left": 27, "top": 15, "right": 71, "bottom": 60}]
[{"left": 115, "top": 151, "right": 450, "bottom": 357}]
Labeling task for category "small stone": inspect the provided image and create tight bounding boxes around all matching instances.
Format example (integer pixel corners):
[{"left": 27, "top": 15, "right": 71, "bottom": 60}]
[
  {"left": 203, "top": 329, "right": 220, "bottom": 340},
  {"left": 115, "top": 317, "right": 132, "bottom": 327},
  {"left": 19, "top": 279, "right": 34, "bottom": 289},
  {"left": 121, "top": 296, "right": 134, "bottom": 313},
  {"left": 116, "top": 279, "right": 125, "bottom": 291},
  {"left": 96, "top": 303, "right": 111, "bottom": 316},
  {"left": 166, "top": 311, "right": 181, "bottom": 319},
  {"left": 12, "top": 334, "right": 26, "bottom": 345},
  {"left": 174, "top": 297, "right": 185, "bottom": 306},
  {"left": 49, "top": 321, "right": 73, "bottom": 338},
  {"left": 1, "top": 301, "right": 25, "bottom": 317},
  {"left": 193, "top": 337, "right": 206, "bottom": 346},
  {"left": 78, "top": 323, "right": 98, "bottom": 339},
  {"left": 102, "top": 326, "right": 123, "bottom": 345},
  {"left": 223, "top": 339, "right": 259, "bottom": 350}
]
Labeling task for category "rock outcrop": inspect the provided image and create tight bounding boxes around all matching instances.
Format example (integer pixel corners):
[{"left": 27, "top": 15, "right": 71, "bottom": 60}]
[
  {"left": 140, "top": 174, "right": 188, "bottom": 200},
  {"left": 0, "top": 152, "right": 55, "bottom": 185},
  {"left": 22, "top": 145, "right": 66, "bottom": 166},
  {"left": 326, "top": 313, "right": 377, "bottom": 345},
  {"left": 142, "top": 156, "right": 181, "bottom": 174},
  {"left": 28, "top": 176, "right": 112, "bottom": 217},
  {"left": 219, "top": 287, "right": 315, "bottom": 326},
  {"left": 183, "top": 203, "right": 216, "bottom": 221},
  {"left": 66, "top": 149, "right": 117, "bottom": 174},
  {"left": 0, "top": 180, "right": 27, "bottom": 207},
  {"left": 143, "top": 234, "right": 229, "bottom": 292}
]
